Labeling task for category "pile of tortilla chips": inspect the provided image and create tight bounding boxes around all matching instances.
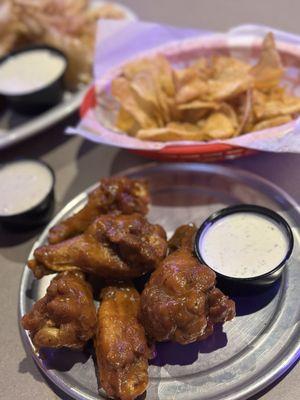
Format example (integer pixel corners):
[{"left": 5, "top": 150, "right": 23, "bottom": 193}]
[{"left": 111, "top": 33, "right": 300, "bottom": 142}]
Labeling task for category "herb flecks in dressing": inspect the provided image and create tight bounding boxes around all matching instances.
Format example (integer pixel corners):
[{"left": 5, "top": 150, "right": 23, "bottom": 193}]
[{"left": 200, "top": 212, "right": 289, "bottom": 278}]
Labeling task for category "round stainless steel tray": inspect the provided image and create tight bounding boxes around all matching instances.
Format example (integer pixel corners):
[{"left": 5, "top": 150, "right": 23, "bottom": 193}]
[{"left": 20, "top": 163, "right": 300, "bottom": 400}]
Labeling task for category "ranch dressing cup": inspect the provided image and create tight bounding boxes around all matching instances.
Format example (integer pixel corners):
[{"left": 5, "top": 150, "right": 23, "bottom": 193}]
[
  {"left": 195, "top": 205, "right": 294, "bottom": 288},
  {"left": 0, "top": 159, "right": 55, "bottom": 229},
  {"left": 0, "top": 46, "right": 67, "bottom": 113}
]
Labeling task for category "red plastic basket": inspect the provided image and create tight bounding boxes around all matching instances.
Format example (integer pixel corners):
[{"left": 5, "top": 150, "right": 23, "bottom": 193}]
[{"left": 80, "top": 86, "right": 257, "bottom": 162}]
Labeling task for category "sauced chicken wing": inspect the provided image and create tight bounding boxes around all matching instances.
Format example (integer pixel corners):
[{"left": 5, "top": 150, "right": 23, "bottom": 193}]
[
  {"left": 28, "top": 213, "right": 167, "bottom": 280},
  {"left": 140, "top": 225, "right": 235, "bottom": 344},
  {"left": 95, "top": 284, "right": 151, "bottom": 400},
  {"left": 168, "top": 223, "right": 197, "bottom": 253},
  {"left": 49, "top": 177, "right": 149, "bottom": 244},
  {"left": 21, "top": 271, "right": 97, "bottom": 350}
]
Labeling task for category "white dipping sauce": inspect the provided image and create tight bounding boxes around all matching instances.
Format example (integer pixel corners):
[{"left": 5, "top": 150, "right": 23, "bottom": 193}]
[
  {"left": 0, "top": 160, "right": 53, "bottom": 216},
  {"left": 199, "top": 212, "right": 289, "bottom": 278},
  {"left": 0, "top": 50, "right": 66, "bottom": 95}
]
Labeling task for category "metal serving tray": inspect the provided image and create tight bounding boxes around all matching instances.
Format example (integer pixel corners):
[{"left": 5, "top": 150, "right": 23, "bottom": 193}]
[{"left": 20, "top": 163, "right": 300, "bottom": 400}]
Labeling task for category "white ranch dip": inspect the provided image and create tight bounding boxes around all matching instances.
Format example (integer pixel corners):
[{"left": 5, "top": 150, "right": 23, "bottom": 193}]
[
  {"left": 0, "top": 160, "right": 53, "bottom": 216},
  {"left": 199, "top": 212, "right": 289, "bottom": 278},
  {"left": 0, "top": 49, "right": 66, "bottom": 95}
]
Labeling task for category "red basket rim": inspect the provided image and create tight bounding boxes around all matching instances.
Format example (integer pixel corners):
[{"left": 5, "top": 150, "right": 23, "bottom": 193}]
[{"left": 80, "top": 85, "right": 254, "bottom": 156}]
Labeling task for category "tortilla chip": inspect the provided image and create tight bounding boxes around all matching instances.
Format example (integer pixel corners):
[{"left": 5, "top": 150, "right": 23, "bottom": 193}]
[
  {"left": 176, "top": 79, "right": 208, "bottom": 104},
  {"left": 200, "top": 56, "right": 253, "bottom": 101},
  {"left": 174, "top": 67, "right": 208, "bottom": 104},
  {"left": 201, "top": 113, "right": 236, "bottom": 139},
  {"left": 252, "top": 115, "right": 293, "bottom": 131},
  {"left": 211, "top": 56, "right": 251, "bottom": 80},
  {"left": 201, "top": 104, "right": 238, "bottom": 139},
  {"left": 124, "top": 55, "right": 175, "bottom": 124},
  {"left": 168, "top": 99, "right": 183, "bottom": 121},
  {"left": 111, "top": 77, "right": 158, "bottom": 129},
  {"left": 130, "top": 71, "right": 165, "bottom": 126},
  {"left": 123, "top": 54, "right": 175, "bottom": 96},
  {"left": 251, "top": 32, "right": 283, "bottom": 90},
  {"left": 254, "top": 99, "right": 300, "bottom": 120},
  {"left": 192, "top": 57, "right": 213, "bottom": 80},
  {"left": 180, "top": 108, "right": 208, "bottom": 123},
  {"left": 122, "top": 58, "right": 155, "bottom": 80},
  {"left": 130, "top": 71, "right": 159, "bottom": 107},
  {"left": 155, "top": 83, "right": 173, "bottom": 124},
  {"left": 178, "top": 100, "right": 219, "bottom": 123},
  {"left": 136, "top": 122, "right": 206, "bottom": 141},
  {"left": 253, "top": 89, "right": 300, "bottom": 119},
  {"left": 176, "top": 57, "right": 251, "bottom": 103},
  {"left": 116, "top": 107, "right": 139, "bottom": 135},
  {"left": 174, "top": 67, "right": 199, "bottom": 85},
  {"left": 207, "top": 75, "right": 253, "bottom": 101},
  {"left": 178, "top": 100, "right": 219, "bottom": 110},
  {"left": 154, "top": 54, "right": 175, "bottom": 97}
]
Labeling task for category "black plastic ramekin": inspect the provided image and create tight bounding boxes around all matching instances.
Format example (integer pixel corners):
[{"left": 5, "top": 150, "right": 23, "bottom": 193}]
[
  {"left": 0, "top": 45, "right": 67, "bottom": 114},
  {"left": 0, "top": 159, "right": 55, "bottom": 229},
  {"left": 194, "top": 204, "right": 294, "bottom": 287}
]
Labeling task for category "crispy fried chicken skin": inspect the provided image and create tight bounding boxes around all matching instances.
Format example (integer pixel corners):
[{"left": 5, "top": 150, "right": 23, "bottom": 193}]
[
  {"left": 140, "top": 225, "right": 235, "bottom": 344},
  {"left": 48, "top": 177, "right": 149, "bottom": 244},
  {"left": 95, "top": 284, "right": 151, "bottom": 400},
  {"left": 28, "top": 214, "right": 167, "bottom": 280},
  {"left": 21, "top": 272, "right": 97, "bottom": 350},
  {"left": 168, "top": 223, "right": 197, "bottom": 253}
]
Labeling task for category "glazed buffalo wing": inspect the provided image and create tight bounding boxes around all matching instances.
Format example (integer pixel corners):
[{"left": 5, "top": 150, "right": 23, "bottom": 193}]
[
  {"left": 21, "top": 271, "right": 97, "bottom": 350},
  {"left": 168, "top": 223, "right": 197, "bottom": 253},
  {"left": 95, "top": 284, "right": 151, "bottom": 400},
  {"left": 140, "top": 225, "right": 235, "bottom": 344},
  {"left": 49, "top": 177, "right": 149, "bottom": 244},
  {"left": 28, "top": 213, "right": 167, "bottom": 280}
]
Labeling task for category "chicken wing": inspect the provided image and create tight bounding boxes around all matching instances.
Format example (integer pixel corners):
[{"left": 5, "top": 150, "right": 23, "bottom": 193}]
[
  {"left": 21, "top": 271, "right": 97, "bottom": 350},
  {"left": 28, "top": 214, "right": 167, "bottom": 280},
  {"left": 168, "top": 223, "right": 197, "bottom": 253},
  {"left": 49, "top": 177, "right": 149, "bottom": 244},
  {"left": 95, "top": 284, "right": 151, "bottom": 400},
  {"left": 140, "top": 225, "right": 235, "bottom": 344}
]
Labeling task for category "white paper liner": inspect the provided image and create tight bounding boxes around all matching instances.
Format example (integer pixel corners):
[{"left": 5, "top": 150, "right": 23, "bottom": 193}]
[{"left": 66, "top": 21, "right": 300, "bottom": 153}]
